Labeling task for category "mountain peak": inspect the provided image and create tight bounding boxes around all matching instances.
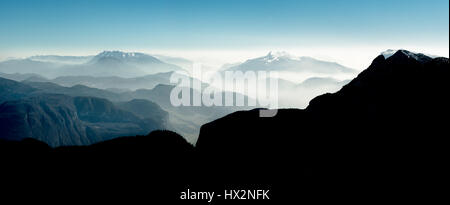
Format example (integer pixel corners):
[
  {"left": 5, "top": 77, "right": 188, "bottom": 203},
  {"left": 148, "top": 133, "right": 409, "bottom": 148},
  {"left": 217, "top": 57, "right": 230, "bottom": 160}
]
[
  {"left": 91, "top": 51, "right": 164, "bottom": 65},
  {"left": 97, "top": 51, "right": 144, "bottom": 59},
  {"left": 264, "top": 51, "right": 295, "bottom": 63},
  {"left": 380, "top": 49, "right": 397, "bottom": 59},
  {"left": 229, "top": 51, "right": 355, "bottom": 74},
  {"left": 381, "top": 49, "right": 433, "bottom": 63},
  {"left": 266, "top": 51, "right": 292, "bottom": 58}
]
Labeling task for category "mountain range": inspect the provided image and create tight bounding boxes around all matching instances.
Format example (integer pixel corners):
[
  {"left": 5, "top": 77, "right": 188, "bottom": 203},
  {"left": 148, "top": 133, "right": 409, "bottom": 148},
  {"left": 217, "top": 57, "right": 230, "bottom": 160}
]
[
  {"left": 1, "top": 50, "right": 447, "bottom": 203},
  {"left": 0, "top": 49, "right": 447, "bottom": 204},
  {"left": 227, "top": 51, "right": 356, "bottom": 73},
  {"left": 0, "top": 77, "right": 168, "bottom": 146},
  {"left": 29, "top": 55, "right": 94, "bottom": 64},
  {"left": 0, "top": 51, "right": 184, "bottom": 78},
  {"left": 0, "top": 51, "right": 360, "bottom": 110},
  {"left": 0, "top": 74, "right": 251, "bottom": 144},
  {"left": 0, "top": 70, "right": 207, "bottom": 92}
]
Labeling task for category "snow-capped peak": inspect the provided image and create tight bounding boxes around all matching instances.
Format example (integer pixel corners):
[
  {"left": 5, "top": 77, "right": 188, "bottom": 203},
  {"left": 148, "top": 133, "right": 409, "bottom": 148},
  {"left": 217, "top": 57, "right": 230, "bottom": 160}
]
[
  {"left": 381, "top": 49, "right": 397, "bottom": 59},
  {"left": 89, "top": 51, "right": 163, "bottom": 65},
  {"left": 97, "top": 51, "right": 144, "bottom": 59},
  {"left": 381, "top": 49, "right": 438, "bottom": 60},
  {"left": 263, "top": 51, "right": 297, "bottom": 63}
]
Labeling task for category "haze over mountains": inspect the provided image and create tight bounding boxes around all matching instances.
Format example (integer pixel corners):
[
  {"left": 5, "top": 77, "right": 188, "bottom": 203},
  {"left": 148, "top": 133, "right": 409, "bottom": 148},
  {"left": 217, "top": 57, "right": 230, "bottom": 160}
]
[
  {"left": 29, "top": 55, "right": 94, "bottom": 64},
  {"left": 228, "top": 51, "right": 355, "bottom": 73},
  {"left": 0, "top": 51, "right": 184, "bottom": 78},
  {"left": 0, "top": 50, "right": 360, "bottom": 109},
  {"left": 197, "top": 49, "right": 448, "bottom": 153},
  {"left": 0, "top": 74, "right": 251, "bottom": 144},
  {"left": 2, "top": 50, "right": 447, "bottom": 204},
  {"left": 225, "top": 51, "right": 357, "bottom": 82},
  {"left": 2, "top": 49, "right": 441, "bottom": 147},
  {"left": 0, "top": 78, "right": 168, "bottom": 146}
]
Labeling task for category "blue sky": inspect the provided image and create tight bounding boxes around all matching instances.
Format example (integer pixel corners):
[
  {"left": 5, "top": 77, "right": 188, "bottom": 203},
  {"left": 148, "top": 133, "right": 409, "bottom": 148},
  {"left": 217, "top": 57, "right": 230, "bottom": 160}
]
[{"left": 0, "top": 0, "right": 448, "bottom": 67}]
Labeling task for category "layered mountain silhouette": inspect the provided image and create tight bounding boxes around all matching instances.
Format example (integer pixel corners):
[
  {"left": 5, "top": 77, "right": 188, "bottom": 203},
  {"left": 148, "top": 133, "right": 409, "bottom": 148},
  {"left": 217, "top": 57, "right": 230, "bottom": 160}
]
[
  {"left": 0, "top": 72, "right": 47, "bottom": 82},
  {"left": 275, "top": 76, "right": 350, "bottom": 107},
  {"left": 131, "top": 84, "right": 255, "bottom": 142},
  {"left": 153, "top": 54, "right": 194, "bottom": 70},
  {"left": 0, "top": 77, "right": 167, "bottom": 146},
  {"left": 4, "top": 71, "right": 202, "bottom": 92},
  {"left": 0, "top": 75, "right": 251, "bottom": 144},
  {"left": 23, "top": 81, "right": 132, "bottom": 101},
  {"left": 1, "top": 50, "right": 447, "bottom": 204},
  {"left": 26, "top": 79, "right": 251, "bottom": 143},
  {"left": 49, "top": 72, "right": 176, "bottom": 90}
]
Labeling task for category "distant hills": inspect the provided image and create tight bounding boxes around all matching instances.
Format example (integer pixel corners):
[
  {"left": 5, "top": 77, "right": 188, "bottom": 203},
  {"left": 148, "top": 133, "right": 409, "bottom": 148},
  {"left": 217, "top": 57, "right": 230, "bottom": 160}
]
[
  {"left": 29, "top": 55, "right": 94, "bottom": 64},
  {"left": 22, "top": 73, "right": 172, "bottom": 92},
  {"left": 0, "top": 77, "right": 167, "bottom": 146},
  {"left": 226, "top": 51, "right": 356, "bottom": 73},
  {"left": 0, "top": 74, "right": 251, "bottom": 144},
  {"left": 1, "top": 50, "right": 358, "bottom": 81},
  {"left": 0, "top": 51, "right": 184, "bottom": 78},
  {"left": 0, "top": 50, "right": 361, "bottom": 109},
  {"left": 1, "top": 71, "right": 199, "bottom": 91},
  {"left": 219, "top": 51, "right": 358, "bottom": 107}
]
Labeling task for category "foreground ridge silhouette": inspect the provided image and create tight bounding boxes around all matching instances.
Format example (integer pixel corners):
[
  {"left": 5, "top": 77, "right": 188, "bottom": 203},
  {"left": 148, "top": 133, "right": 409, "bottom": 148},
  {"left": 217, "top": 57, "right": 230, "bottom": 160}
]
[{"left": 1, "top": 50, "right": 448, "bottom": 204}]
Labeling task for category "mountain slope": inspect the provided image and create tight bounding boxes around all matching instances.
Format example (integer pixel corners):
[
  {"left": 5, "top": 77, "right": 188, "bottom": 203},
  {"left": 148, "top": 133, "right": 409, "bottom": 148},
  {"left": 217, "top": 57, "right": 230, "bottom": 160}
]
[
  {"left": 227, "top": 51, "right": 355, "bottom": 73},
  {"left": 0, "top": 72, "right": 48, "bottom": 82},
  {"left": 0, "top": 77, "right": 37, "bottom": 103},
  {"left": 23, "top": 81, "right": 132, "bottom": 102},
  {"left": 116, "top": 99, "right": 169, "bottom": 127},
  {"left": 196, "top": 50, "right": 449, "bottom": 192},
  {"left": 49, "top": 71, "right": 176, "bottom": 90},
  {"left": 198, "top": 49, "right": 449, "bottom": 151},
  {"left": 130, "top": 84, "right": 255, "bottom": 143},
  {"left": 18, "top": 71, "right": 196, "bottom": 91},
  {"left": 0, "top": 78, "right": 168, "bottom": 146}
]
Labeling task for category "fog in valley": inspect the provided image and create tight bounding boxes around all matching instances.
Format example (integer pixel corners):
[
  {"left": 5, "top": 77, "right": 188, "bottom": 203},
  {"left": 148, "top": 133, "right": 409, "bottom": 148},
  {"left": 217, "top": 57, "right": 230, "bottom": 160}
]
[{"left": 0, "top": 50, "right": 360, "bottom": 144}]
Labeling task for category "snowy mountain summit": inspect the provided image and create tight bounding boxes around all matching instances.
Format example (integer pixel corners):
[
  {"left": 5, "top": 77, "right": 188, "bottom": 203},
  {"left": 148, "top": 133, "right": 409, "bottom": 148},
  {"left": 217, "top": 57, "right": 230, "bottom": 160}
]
[
  {"left": 227, "top": 51, "right": 355, "bottom": 74},
  {"left": 91, "top": 51, "right": 163, "bottom": 64},
  {"left": 263, "top": 51, "right": 297, "bottom": 63},
  {"left": 381, "top": 49, "right": 438, "bottom": 60}
]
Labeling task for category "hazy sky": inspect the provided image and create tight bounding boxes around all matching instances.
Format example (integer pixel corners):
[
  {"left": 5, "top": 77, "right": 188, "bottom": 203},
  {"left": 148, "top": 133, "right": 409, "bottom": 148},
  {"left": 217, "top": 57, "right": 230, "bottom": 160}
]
[{"left": 0, "top": 0, "right": 448, "bottom": 69}]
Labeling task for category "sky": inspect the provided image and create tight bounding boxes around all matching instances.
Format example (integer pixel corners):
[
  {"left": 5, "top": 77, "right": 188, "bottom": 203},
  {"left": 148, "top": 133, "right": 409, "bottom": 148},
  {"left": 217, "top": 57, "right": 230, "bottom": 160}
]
[{"left": 0, "top": 0, "right": 448, "bottom": 69}]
